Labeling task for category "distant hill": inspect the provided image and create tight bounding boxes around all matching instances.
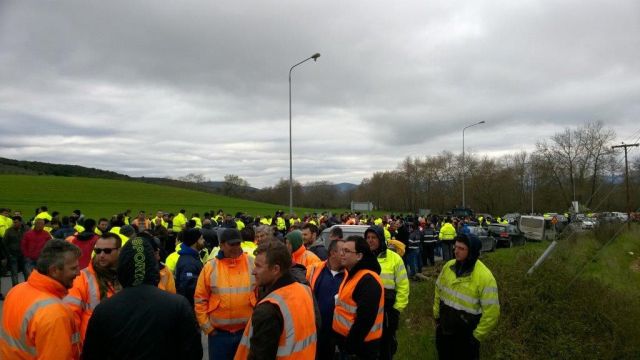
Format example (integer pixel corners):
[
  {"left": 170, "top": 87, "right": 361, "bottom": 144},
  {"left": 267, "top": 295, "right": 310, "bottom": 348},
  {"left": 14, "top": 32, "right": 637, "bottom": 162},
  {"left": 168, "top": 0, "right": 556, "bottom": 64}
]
[
  {"left": 334, "top": 182, "right": 358, "bottom": 192},
  {"left": 0, "top": 157, "right": 358, "bottom": 193},
  {"left": 0, "top": 157, "right": 131, "bottom": 179}
]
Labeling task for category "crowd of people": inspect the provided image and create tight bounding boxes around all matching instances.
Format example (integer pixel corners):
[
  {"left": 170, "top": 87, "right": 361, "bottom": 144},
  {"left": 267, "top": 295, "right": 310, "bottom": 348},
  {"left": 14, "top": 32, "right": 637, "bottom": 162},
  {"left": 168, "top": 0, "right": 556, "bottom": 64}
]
[{"left": 0, "top": 205, "right": 500, "bottom": 359}]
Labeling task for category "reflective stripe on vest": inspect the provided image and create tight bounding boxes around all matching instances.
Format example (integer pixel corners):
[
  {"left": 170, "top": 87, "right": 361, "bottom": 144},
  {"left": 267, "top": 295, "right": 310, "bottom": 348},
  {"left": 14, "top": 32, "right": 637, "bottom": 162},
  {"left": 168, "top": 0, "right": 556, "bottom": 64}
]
[
  {"left": 207, "top": 255, "right": 256, "bottom": 330},
  {"left": 208, "top": 255, "right": 255, "bottom": 293},
  {"left": 83, "top": 268, "right": 101, "bottom": 311},
  {"left": 436, "top": 283, "right": 482, "bottom": 315},
  {"left": 308, "top": 261, "right": 326, "bottom": 290},
  {"left": 0, "top": 298, "right": 80, "bottom": 356},
  {"left": 236, "top": 283, "right": 316, "bottom": 359}
]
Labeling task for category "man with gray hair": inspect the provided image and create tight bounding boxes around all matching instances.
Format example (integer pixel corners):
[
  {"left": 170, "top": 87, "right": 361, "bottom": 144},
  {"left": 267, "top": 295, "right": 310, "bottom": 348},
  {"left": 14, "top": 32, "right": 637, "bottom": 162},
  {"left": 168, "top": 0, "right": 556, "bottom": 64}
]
[{"left": 0, "top": 239, "right": 82, "bottom": 359}]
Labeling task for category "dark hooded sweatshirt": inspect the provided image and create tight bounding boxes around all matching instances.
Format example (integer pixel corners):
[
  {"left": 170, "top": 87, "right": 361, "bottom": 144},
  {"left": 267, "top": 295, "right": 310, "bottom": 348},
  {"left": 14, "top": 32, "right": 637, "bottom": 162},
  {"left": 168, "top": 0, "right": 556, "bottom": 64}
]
[
  {"left": 333, "top": 248, "right": 383, "bottom": 359},
  {"left": 82, "top": 237, "right": 203, "bottom": 360},
  {"left": 365, "top": 226, "right": 398, "bottom": 309}
]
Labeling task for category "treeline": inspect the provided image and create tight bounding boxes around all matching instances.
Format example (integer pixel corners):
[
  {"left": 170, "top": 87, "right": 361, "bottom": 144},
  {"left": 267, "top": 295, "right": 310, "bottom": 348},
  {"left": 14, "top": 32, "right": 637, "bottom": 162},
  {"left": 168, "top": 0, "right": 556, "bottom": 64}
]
[
  {"left": 3, "top": 121, "right": 637, "bottom": 214},
  {"left": 351, "top": 121, "right": 638, "bottom": 214}
]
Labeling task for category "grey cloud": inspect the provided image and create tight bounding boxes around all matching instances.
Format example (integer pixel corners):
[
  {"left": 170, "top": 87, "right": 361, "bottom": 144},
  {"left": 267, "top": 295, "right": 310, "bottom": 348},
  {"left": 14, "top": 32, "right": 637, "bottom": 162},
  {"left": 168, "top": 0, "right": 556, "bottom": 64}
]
[{"left": 1, "top": 0, "right": 639, "bottom": 188}]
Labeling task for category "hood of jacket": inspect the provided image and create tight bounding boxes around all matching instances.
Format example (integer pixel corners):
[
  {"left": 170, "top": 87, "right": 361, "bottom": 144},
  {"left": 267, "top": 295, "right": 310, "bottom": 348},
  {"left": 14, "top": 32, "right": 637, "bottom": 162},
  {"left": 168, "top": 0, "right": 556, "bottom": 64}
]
[
  {"left": 117, "top": 237, "right": 159, "bottom": 288},
  {"left": 452, "top": 233, "right": 482, "bottom": 277},
  {"left": 364, "top": 226, "right": 387, "bottom": 257},
  {"left": 178, "top": 242, "right": 200, "bottom": 257}
]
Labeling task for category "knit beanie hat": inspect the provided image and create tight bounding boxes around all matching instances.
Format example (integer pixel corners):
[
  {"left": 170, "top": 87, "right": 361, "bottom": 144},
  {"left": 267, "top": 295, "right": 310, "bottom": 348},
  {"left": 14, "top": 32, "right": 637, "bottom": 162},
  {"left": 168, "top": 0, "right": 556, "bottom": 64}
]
[
  {"left": 117, "top": 237, "right": 159, "bottom": 288},
  {"left": 182, "top": 228, "right": 202, "bottom": 246},
  {"left": 285, "top": 230, "right": 304, "bottom": 252}
]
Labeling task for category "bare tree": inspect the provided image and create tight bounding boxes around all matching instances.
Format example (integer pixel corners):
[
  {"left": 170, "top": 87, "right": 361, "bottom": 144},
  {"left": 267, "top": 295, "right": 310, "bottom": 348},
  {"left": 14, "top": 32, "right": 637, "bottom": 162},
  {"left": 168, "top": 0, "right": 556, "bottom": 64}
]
[
  {"left": 178, "top": 173, "right": 208, "bottom": 183},
  {"left": 223, "top": 174, "right": 250, "bottom": 197}
]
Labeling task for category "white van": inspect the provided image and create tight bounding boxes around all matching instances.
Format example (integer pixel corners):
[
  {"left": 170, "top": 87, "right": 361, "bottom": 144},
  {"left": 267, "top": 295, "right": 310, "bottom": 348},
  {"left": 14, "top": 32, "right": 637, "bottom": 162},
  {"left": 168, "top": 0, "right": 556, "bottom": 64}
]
[
  {"left": 518, "top": 216, "right": 559, "bottom": 241},
  {"left": 320, "top": 225, "right": 371, "bottom": 247}
]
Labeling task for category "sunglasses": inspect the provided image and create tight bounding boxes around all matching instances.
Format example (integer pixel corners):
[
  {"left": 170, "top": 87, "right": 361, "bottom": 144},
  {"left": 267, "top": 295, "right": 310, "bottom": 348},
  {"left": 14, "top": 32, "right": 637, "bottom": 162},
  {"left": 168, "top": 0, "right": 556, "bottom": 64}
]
[{"left": 94, "top": 247, "right": 118, "bottom": 255}]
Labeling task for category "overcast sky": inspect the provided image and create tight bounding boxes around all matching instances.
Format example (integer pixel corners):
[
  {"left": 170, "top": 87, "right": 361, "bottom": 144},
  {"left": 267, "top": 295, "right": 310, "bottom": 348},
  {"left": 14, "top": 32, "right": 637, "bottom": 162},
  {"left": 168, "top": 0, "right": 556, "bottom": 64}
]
[{"left": 1, "top": 0, "right": 639, "bottom": 188}]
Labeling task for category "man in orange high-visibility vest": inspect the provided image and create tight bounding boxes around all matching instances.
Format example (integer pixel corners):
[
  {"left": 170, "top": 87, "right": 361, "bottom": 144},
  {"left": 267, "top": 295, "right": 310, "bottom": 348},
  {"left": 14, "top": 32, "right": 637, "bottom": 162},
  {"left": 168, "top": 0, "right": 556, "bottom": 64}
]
[
  {"left": 0, "top": 239, "right": 82, "bottom": 359},
  {"left": 235, "top": 241, "right": 317, "bottom": 360},
  {"left": 64, "top": 232, "right": 122, "bottom": 343},
  {"left": 195, "top": 228, "right": 257, "bottom": 360},
  {"left": 332, "top": 235, "right": 384, "bottom": 359}
]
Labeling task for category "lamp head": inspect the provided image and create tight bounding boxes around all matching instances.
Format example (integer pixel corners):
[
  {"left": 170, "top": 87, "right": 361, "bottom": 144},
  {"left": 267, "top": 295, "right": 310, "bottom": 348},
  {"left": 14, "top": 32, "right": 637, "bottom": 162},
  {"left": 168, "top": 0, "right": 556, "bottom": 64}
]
[
  {"left": 479, "top": 121, "right": 486, "bottom": 124},
  {"left": 311, "top": 53, "right": 321, "bottom": 61}
]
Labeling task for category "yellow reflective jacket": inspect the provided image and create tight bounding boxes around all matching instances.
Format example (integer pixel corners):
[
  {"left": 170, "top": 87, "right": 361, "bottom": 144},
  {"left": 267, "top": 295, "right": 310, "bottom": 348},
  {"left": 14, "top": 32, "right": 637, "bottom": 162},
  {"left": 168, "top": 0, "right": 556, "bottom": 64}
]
[
  {"left": 438, "top": 223, "right": 457, "bottom": 241},
  {"left": 235, "top": 220, "right": 245, "bottom": 231},
  {"left": 172, "top": 213, "right": 187, "bottom": 232},
  {"left": 377, "top": 249, "right": 410, "bottom": 312},
  {"left": 433, "top": 259, "right": 499, "bottom": 341}
]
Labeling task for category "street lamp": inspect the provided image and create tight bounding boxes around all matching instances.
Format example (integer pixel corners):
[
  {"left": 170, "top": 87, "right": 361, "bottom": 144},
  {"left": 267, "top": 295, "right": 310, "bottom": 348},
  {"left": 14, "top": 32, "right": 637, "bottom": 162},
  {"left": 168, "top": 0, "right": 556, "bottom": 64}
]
[
  {"left": 462, "top": 120, "right": 485, "bottom": 208},
  {"left": 289, "top": 52, "right": 320, "bottom": 215}
]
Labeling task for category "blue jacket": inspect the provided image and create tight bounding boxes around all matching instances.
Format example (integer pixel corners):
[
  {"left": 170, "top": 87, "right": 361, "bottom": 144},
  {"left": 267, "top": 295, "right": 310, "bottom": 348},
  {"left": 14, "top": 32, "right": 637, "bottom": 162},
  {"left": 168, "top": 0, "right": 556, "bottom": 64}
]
[{"left": 175, "top": 243, "right": 203, "bottom": 307}]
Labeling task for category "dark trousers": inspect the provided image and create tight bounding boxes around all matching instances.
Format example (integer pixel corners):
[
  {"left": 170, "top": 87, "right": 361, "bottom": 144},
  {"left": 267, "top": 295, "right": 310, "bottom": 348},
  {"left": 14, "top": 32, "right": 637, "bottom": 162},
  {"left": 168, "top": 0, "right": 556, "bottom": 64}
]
[
  {"left": 405, "top": 248, "right": 422, "bottom": 277},
  {"left": 436, "top": 326, "right": 479, "bottom": 360},
  {"left": 380, "top": 308, "right": 400, "bottom": 360},
  {"left": 441, "top": 242, "right": 454, "bottom": 262},
  {"left": 208, "top": 330, "right": 243, "bottom": 360},
  {"left": 422, "top": 242, "right": 436, "bottom": 266},
  {"left": 7, "top": 254, "right": 25, "bottom": 286},
  {"left": 317, "top": 329, "right": 338, "bottom": 360}
]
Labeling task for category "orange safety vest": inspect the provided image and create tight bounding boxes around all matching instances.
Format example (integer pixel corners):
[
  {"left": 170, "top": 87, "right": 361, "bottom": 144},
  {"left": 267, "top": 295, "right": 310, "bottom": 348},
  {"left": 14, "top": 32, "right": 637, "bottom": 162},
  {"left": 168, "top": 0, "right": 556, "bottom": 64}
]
[
  {"left": 292, "top": 246, "right": 321, "bottom": 269},
  {"left": 234, "top": 282, "right": 317, "bottom": 360},
  {"left": 0, "top": 271, "right": 81, "bottom": 359},
  {"left": 332, "top": 269, "right": 384, "bottom": 342},
  {"left": 63, "top": 262, "right": 117, "bottom": 343},
  {"left": 194, "top": 253, "right": 256, "bottom": 334},
  {"left": 306, "top": 261, "right": 327, "bottom": 290},
  {"left": 158, "top": 266, "right": 176, "bottom": 294}
]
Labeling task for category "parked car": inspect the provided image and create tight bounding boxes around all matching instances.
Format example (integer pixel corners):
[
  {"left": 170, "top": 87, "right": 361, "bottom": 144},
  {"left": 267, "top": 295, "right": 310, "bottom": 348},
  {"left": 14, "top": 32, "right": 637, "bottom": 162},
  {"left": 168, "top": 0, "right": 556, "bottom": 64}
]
[
  {"left": 465, "top": 225, "right": 496, "bottom": 252},
  {"left": 487, "top": 223, "right": 525, "bottom": 247},
  {"left": 502, "top": 213, "right": 521, "bottom": 223},
  {"left": 598, "top": 212, "right": 627, "bottom": 223},
  {"left": 580, "top": 218, "right": 596, "bottom": 230}
]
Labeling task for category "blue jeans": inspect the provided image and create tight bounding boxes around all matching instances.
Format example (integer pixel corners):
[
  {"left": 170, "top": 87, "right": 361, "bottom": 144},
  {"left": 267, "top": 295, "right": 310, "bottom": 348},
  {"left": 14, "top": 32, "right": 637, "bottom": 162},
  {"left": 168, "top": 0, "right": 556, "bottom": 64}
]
[
  {"left": 405, "top": 248, "right": 422, "bottom": 277},
  {"left": 208, "top": 330, "right": 243, "bottom": 360}
]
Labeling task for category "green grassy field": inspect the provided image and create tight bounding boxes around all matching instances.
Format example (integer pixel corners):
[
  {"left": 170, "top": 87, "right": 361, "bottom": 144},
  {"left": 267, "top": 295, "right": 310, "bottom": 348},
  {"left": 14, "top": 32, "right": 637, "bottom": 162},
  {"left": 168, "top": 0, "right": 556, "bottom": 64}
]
[
  {"left": 397, "top": 227, "right": 640, "bottom": 359},
  {"left": 0, "top": 175, "right": 319, "bottom": 219}
]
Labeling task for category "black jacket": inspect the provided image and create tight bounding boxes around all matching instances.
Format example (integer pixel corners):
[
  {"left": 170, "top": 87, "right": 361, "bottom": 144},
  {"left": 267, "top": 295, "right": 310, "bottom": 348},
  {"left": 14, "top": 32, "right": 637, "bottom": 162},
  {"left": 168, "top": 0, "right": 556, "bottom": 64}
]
[
  {"left": 82, "top": 285, "right": 202, "bottom": 360},
  {"left": 83, "top": 237, "right": 202, "bottom": 359},
  {"left": 334, "top": 247, "right": 383, "bottom": 359}
]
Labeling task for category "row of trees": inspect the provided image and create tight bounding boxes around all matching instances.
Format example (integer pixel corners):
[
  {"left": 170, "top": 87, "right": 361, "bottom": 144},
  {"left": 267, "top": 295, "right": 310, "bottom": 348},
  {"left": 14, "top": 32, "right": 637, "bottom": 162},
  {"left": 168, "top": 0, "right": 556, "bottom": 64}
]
[
  {"left": 352, "top": 121, "right": 637, "bottom": 214},
  {"left": 180, "top": 121, "right": 638, "bottom": 214}
]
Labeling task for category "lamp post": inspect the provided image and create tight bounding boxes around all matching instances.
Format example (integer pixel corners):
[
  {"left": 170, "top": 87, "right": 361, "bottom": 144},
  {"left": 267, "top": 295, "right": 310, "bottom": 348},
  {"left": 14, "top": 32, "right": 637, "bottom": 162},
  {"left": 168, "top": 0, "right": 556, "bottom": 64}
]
[
  {"left": 289, "top": 52, "right": 320, "bottom": 215},
  {"left": 462, "top": 120, "right": 485, "bottom": 208}
]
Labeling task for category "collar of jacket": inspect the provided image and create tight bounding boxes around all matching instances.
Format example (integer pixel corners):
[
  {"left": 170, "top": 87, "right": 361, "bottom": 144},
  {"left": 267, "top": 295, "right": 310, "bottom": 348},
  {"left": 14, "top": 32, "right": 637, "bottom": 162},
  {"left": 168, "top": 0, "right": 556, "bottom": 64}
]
[
  {"left": 27, "top": 270, "right": 68, "bottom": 299},
  {"left": 292, "top": 245, "right": 306, "bottom": 259},
  {"left": 178, "top": 243, "right": 200, "bottom": 257},
  {"left": 261, "top": 270, "right": 296, "bottom": 301}
]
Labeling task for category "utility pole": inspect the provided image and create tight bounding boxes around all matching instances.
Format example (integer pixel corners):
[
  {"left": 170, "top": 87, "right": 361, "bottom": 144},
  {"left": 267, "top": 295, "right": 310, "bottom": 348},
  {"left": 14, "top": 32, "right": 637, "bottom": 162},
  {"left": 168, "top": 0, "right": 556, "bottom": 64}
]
[{"left": 612, "top": 142, "right": 639, "bottom": 229}]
